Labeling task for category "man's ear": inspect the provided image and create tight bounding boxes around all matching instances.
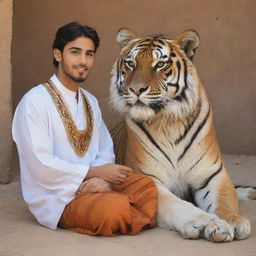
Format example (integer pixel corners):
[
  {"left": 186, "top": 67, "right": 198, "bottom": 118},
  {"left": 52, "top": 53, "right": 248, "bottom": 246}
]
[
  {"left": 53, "top": 49, "right": 62, "bottom": 63},
  {"left": 175, "top": 30, "right": 200, "bottom": 61}
]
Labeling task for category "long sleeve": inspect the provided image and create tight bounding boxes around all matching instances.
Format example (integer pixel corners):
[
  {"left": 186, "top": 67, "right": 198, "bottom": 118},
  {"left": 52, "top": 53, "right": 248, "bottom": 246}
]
[
  {"left": 12, "top": 94, "right": 87, "bottom": 205},
  {"left": 12, "top": 82, "right": 117, "bottom": 230},
  {"left": 91, "top": 119, "right": 115, "bottom": 166}
]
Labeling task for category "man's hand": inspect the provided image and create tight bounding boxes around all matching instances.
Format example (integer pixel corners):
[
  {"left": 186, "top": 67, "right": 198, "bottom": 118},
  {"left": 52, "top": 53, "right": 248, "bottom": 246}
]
[
  {"left": 76, "top": 177, "right": 111, "bottom": 196},
  {"left": 86, "top": 164, "right": 133, "bottom": 185}
]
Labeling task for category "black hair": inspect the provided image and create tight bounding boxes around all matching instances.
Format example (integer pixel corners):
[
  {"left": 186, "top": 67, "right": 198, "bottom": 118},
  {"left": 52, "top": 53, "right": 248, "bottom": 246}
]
[{"left": 52, "top": 22, "right": 100, "bottom": 67}]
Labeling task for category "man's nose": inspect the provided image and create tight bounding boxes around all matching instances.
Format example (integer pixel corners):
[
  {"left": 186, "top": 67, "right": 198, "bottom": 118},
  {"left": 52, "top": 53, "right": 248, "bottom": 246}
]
[{"left": 79, "top": 54, "right": 87, "bottom": 64}]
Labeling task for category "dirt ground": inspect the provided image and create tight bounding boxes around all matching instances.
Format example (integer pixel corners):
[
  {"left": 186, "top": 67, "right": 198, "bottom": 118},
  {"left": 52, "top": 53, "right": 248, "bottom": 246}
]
[{"left": 0, "top": 154, "right": 255, "bottom": 256}]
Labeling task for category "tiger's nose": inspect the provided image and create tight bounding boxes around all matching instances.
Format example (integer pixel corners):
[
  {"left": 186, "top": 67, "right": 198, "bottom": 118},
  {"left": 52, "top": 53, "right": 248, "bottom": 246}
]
[{"left": 129, "top": 86, "right": 148, "bottom": 95}]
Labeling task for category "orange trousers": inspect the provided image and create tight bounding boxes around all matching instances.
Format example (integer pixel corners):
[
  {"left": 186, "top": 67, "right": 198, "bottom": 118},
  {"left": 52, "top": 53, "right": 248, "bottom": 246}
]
[{"left": 59, "top": 173, "right": 158, "bottom": 236}]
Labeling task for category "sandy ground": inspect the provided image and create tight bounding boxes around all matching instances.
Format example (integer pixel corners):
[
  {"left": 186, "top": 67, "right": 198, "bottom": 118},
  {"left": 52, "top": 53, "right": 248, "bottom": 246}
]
[{"left": 0, "top": 154, "right": 255, "bottom": 256}]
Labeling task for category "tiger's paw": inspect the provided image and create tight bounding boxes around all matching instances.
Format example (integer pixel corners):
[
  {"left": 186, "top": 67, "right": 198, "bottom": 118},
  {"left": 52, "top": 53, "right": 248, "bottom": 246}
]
[
  {"left": 180, "top": 214, "right": 218, "bottom": 240},
  {"left": 227, "top": 215, "right": 251, "bottom": 240},
  {"left": 204, "top": 219, "right": 234, "bottom": 242}
]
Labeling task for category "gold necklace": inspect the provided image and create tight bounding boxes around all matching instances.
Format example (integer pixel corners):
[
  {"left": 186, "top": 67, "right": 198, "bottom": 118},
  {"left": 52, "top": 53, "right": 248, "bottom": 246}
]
[{"left": 43, "top": 80, "right": 94, "bottom": 157}]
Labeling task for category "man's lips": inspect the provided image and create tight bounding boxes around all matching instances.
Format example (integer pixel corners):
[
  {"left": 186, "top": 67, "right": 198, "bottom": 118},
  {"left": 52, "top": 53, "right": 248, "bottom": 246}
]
[{"left": 75, "top": 66, "right": 88, "bottom": 73}]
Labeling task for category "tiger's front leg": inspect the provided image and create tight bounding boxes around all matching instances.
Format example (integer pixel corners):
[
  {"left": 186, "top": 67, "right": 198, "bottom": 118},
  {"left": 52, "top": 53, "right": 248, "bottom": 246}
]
[
  {"left": 194, "top": 169, "right": 251, "bottom": 241},
  {"left": 155, "top": 183, "right": 223, "bottom": 241}
]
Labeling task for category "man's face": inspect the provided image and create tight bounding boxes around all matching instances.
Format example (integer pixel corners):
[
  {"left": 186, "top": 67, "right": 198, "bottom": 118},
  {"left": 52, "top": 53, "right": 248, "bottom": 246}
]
[{"left": 54, "top": 36, "right": 95, "bottom": 83}]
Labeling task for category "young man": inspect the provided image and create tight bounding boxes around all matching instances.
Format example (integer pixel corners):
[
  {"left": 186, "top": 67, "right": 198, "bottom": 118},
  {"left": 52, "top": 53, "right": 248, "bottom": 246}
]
[{"left": 12, "top": 22, "right": 157, "bottom": 235}]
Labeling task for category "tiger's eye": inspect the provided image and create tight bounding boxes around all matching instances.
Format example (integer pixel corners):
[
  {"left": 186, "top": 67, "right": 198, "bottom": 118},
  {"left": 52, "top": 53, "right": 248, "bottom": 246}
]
[
  {"left": 156, "top": 61, "right": 165, "bottom": 68},
  {"left": 125, "top": 61, "right": 135, "bottom": 68}
]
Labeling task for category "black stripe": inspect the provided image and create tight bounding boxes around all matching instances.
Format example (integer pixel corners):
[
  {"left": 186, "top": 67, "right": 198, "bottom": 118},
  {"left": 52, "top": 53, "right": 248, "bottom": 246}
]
[
  {"left": 138, "top": 38, "right": 151, "bottom": 43},
  {"left": 157, "top": 39, "right": 165, "bottom": 45},
  {"left": 152, "top": 43, "right": 163, "bottom": 48},
  {"left": 235, "top": 185, "right": 256, "bottom": 189},
  {"left": 139, "top": 138, "right": 161, "bottom": 164},
  {"left": 175, "top": 101, "right": 201, "bottom": 144},
  {"left": 213, "top": 155, "right": 219, "bottom": 164},
  {"left": 185, "top": 138, "right": 217, "bottom": 173},
  {"left": 137, "top": 43, "right": 150, "bottom": 47},
  {"left": 116, "top": 61, "right": 121, "bottom": 82},
  {"left": 176, "top": 61, "right": 181, "bottom": 85},
  {"left": 178, "top": 107, "right": 210, "bottom": 161},
  {"left": 167, "top": 58, "right": 173, "bottom": 65},
  {"left": 197, "top": 164, "right": 223, "bottom": 190},
  {"left": 203, "top": 191, "right": 210, "bottom": 199},
  {"left": 136, "top": 122, "right": 175, "bottom": 168},
  {"left": 182, "top": 58, "right": 188, "bottom": 90},
  {"left": 167, "top": 82, "right": 179, "bottom": 91},
  {"left": 165, "top": 69, "right": 173, "bottom": 76},
  {"left": 116, "top": 59, "right": 125, "bottom": 95},
  {"left": 166, "top": 59, "right": 186, "bottom": 96},
  {"left": 174, "top": 90, "right": 187, "bottom": 102},
  {"left": 167, "top": 61, "right": 181, "bottom": 94},
  {"left": 185, "top": 147, "right": 209, "bottom": 173},
  {"left": 173, "top": 58, "right": 188, "bottom": 102},
  {"left": 206, "top": 204, "right": 212, "bottom": 212}
]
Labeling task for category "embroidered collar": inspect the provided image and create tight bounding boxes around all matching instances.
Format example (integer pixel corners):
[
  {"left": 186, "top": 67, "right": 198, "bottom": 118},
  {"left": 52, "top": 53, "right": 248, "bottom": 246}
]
[{"left": 43, "top": 79, "right": 94, "bottom": 157}]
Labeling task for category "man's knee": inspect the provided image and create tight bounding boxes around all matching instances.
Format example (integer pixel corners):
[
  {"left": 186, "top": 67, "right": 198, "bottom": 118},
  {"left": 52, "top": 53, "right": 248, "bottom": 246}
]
[{"left": 100, "top": 193, "right": 131, "bottom": 220}]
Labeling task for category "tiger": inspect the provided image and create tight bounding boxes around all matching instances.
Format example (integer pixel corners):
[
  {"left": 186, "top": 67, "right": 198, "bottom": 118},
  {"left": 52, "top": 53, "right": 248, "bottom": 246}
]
[{"left": 109, "top": 28, "right": 255, "bottom": 242}]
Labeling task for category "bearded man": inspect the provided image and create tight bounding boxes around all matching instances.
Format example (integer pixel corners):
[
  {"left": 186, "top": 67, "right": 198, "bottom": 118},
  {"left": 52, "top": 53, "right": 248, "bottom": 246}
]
[{"left": 12, "top": 22, "right": 157, "bottom": 235}]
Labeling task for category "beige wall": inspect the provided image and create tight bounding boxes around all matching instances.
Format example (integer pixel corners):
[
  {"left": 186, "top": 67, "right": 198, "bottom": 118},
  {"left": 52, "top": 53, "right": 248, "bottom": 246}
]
[
  {"left": 12, "top": 0, "right": 256, "bottom": 155},
  {"left": 0, "top": 0, "right": 13, "bottom": 183}
]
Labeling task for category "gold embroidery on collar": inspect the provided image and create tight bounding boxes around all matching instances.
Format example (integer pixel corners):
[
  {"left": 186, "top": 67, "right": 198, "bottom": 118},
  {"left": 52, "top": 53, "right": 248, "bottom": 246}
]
[{"left": 43, "top": 80, "right": 94, "bottom": 157}]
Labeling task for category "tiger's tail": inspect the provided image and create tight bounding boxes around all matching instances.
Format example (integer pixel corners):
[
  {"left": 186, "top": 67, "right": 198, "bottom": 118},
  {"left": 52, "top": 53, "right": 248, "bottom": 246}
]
[{"left": 235, "top": 186, "right": 256, "bottom": 200}]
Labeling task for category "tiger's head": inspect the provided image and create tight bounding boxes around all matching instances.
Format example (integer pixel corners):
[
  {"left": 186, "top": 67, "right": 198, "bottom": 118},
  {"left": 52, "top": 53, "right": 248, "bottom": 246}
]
[{"left": 110, "top": 28, "right": 202, "bottom": 122}]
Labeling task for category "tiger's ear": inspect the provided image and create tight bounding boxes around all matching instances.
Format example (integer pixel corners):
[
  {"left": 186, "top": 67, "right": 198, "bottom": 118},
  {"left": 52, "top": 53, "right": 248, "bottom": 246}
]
[
  {"left": 175, "top": 30, "right": 200, "bottom": 60},
  {"left": 116, "top": 28, "right": 137, "bottom": 48}
]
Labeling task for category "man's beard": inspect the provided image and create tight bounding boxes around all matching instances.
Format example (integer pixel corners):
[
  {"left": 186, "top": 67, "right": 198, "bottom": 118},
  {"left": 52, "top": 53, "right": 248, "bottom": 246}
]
[
  {"left": 62, "top": 62, "right": 88, "bottom": 83},
  {"left": 65, "top": 71, "right": 86, "bottom": 83}
]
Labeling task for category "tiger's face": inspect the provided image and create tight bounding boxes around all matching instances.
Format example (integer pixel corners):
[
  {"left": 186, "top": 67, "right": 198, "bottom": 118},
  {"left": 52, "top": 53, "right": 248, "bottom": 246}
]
[{"left": 111, "top": 28, "right": 201, "bottom": 122}]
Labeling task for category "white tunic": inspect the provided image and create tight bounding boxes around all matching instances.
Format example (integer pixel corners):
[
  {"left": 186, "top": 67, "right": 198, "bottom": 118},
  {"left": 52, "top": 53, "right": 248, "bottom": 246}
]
[{"left": 12, "top": 74, "right": 115, "bottom": 230}]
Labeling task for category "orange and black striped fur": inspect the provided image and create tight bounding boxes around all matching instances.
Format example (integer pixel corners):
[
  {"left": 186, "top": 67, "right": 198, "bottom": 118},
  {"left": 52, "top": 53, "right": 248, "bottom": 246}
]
[{"left": 110, "top": 28, "right": 254, "bottom": 242}]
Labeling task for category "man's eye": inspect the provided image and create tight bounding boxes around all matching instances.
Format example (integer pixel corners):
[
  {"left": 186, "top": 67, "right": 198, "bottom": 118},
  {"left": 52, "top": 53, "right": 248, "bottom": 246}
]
[
  {"left": 86, "top": 53, "right": 94, "bottom": 57},
  {"left": 155, "top": 61, "right": 165, "bottom": 69},
  {"left": 125, "top": 61, "right": 135, "bottom": 69},
  {"left": 71, "top": 50, "right": 79, "bottom": 54}
]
